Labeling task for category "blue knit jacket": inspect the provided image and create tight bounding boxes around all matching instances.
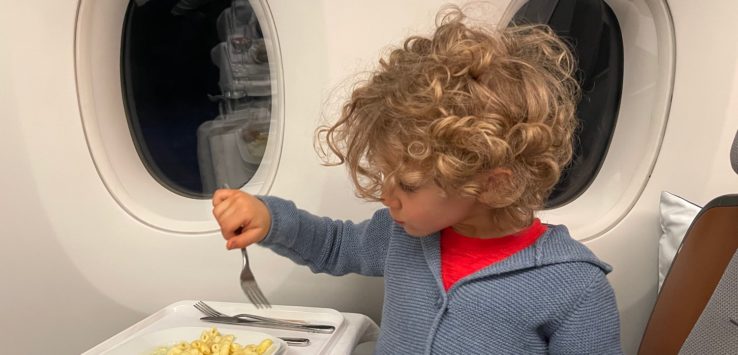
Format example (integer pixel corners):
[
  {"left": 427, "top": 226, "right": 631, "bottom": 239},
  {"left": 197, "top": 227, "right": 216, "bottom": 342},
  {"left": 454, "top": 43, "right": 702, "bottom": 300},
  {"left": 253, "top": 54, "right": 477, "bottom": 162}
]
[{"left": 258, "top": 196, "right": 623, "bottom": 354}]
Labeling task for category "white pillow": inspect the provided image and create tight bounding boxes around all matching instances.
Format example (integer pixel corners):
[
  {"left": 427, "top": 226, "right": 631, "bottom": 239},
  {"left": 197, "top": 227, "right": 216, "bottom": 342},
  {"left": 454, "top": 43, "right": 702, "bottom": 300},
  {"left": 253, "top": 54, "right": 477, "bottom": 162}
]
[{"left": 658, "top": 191, "right": 701, "bottom": 291}]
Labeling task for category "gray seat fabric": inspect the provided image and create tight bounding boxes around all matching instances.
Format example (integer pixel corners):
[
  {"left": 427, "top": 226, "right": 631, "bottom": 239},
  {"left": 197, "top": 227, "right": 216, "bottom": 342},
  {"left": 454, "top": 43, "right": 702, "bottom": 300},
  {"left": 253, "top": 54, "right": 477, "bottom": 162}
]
[{"left": 679, "top": 250, "right": 738, "bottom": 354}]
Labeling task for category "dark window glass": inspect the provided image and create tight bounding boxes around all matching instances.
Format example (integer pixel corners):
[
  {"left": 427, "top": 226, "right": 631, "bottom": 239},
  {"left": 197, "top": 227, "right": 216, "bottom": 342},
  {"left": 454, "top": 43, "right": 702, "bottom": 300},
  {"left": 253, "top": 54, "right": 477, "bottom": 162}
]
[{"left": 122, "top": 0, "right": 272, "bottom": 198}]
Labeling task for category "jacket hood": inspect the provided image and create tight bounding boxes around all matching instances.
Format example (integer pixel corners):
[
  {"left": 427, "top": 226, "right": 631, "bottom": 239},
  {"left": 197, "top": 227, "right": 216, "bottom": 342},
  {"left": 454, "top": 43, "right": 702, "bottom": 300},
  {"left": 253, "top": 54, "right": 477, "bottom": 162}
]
[{"left": 532, "top": 224, "right": 612, "bottom": 273}]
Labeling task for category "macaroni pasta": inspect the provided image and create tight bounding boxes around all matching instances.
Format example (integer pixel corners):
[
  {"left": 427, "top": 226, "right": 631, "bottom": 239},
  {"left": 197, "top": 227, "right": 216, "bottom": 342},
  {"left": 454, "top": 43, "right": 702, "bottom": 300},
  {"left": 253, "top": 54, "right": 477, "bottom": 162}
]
[{"left": 151, "top": 327, "right": 274, "bottom": 355}]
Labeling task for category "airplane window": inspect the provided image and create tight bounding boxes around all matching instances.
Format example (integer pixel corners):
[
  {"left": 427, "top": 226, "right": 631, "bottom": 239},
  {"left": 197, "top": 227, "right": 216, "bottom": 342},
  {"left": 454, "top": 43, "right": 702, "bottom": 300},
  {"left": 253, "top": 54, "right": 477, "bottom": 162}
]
[
  {"left": 121, "top": 0, "right": 272, "bottom": 198},
  {"left": 511, "top": 0, "right": 623, "bottom": 208}
]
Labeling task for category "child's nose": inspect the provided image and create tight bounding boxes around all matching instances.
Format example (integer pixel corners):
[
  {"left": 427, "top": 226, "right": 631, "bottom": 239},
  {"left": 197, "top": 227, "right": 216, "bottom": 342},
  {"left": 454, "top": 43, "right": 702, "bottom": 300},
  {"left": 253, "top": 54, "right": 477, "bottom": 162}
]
[{"left": 381, "top": 192, "right": 401, "bottom": 209}]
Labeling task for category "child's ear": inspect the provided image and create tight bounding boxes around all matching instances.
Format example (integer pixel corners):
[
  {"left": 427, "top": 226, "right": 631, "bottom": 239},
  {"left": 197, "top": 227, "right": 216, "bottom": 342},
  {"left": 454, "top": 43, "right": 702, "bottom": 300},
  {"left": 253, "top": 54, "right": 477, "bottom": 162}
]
[
  {"left": 485, "top": 167, "right": 513, "bottom": 187},
  {"left": 478, "top": 167, "right": 524, "bottom": 208}
]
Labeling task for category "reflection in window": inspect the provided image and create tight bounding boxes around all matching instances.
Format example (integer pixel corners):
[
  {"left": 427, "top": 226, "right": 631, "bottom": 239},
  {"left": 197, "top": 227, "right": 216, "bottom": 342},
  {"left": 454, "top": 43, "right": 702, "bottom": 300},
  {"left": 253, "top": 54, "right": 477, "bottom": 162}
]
[{"left": 122, "top": 0, "right": 272, "bottom": 197}]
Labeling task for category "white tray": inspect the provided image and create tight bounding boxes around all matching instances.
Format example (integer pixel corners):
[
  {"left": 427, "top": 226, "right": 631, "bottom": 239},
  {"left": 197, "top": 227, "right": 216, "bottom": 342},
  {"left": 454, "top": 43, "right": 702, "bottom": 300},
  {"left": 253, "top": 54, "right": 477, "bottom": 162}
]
[{"left": 84, "top": 300, "right": 348, "bottom": 355}]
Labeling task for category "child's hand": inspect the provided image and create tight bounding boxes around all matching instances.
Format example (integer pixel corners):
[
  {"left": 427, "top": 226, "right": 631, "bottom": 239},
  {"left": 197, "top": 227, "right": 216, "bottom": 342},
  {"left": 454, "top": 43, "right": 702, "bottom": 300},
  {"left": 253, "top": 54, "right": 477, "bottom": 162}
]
[{"left": 212, "top": 189, "right": 272, "bottom": 250}]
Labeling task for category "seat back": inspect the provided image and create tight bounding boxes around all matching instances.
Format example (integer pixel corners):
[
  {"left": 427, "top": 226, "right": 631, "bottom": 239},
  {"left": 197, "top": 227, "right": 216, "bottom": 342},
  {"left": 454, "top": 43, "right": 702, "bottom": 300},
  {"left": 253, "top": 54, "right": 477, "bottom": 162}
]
[{"left": 638, "top": 194, "right": 738, "bottom": 354}]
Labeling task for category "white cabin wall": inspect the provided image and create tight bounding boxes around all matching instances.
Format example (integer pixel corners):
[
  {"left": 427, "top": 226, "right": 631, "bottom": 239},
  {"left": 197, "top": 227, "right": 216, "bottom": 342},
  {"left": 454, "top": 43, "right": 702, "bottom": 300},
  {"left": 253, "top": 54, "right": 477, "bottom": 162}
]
[{"left": 0, "top": 2, "right": 143, "bottom": 353}]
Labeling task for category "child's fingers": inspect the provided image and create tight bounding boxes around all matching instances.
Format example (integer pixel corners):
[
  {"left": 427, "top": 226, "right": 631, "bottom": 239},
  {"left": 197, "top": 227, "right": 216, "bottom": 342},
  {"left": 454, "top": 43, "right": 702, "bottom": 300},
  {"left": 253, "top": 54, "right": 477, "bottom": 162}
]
[
  {"left": 221, "top": 219, "right": 248, "bottom": 241},
  {"left": 213, "top": 197, "right": 250, "bottom": 226},
  {"left": 226, "top": 227, "right": 267, "bottom": 249},
  {"left": 211, "top": 197, "right": 242, "bottom": 236},
  {"left": 212, "top": 188, "right": 237, "bottom": 207},
  {"left": 210, "top": 189, "right": 270, "bottom": 249},
  {"left": 212, "top": 194, "right": 237, "bottom": 222},
  {"left": 216, "top": 207, "right": 252, "bottom": 239},
  {"left": 212, "top": 190, "right": 252, "bottom": 234}
]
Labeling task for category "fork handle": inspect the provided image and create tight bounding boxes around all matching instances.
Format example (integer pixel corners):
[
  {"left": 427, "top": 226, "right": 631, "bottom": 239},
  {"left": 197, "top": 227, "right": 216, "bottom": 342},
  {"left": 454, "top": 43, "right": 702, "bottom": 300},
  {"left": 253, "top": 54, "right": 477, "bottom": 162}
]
[
  {"left": 241, "top": 248, "right": 249, "bottom": 268},
  {"left": 279, "top": 337, "right": 311, "bottom": 347},
  {"left": 234, "top": 313, "right": 308, "bottom": 325}
]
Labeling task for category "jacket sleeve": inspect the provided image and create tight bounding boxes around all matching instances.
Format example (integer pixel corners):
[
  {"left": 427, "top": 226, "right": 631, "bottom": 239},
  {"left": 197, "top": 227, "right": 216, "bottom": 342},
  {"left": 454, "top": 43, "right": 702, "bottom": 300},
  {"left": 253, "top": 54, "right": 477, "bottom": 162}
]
[
  {"left": 256, "top": 195, "right": 392, "bottom": 277},
  {"left": 548, "top": 273, "right": 624, "bottom": 354}
]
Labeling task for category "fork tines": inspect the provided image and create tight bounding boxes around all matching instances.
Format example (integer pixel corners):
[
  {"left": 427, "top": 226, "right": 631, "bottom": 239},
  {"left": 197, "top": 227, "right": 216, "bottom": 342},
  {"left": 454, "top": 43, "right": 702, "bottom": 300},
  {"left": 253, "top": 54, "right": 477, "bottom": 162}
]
[
  {"left": 194, "top": 301, "right": 225, "bottom": 317},
  {"left": 240, "top": 248, "right": 271, "bottom": 309},
  {"left": 242, "top": 279, "right": 271, "bottom": 309}
]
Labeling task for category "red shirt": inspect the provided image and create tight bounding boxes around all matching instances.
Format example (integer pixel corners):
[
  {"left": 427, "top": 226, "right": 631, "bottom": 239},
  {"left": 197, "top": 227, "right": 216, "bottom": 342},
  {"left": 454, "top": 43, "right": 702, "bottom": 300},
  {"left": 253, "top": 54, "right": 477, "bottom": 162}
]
[{"left": 440, "top": 219, "right": 547, "bottom": 291}]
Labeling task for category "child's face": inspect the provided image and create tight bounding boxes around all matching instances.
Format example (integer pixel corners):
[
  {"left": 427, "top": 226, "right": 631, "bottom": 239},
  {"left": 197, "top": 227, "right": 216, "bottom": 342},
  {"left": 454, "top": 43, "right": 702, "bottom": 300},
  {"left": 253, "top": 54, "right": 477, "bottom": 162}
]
[{"left": 381, "top": 181, "right": 477, "bottom": 237}]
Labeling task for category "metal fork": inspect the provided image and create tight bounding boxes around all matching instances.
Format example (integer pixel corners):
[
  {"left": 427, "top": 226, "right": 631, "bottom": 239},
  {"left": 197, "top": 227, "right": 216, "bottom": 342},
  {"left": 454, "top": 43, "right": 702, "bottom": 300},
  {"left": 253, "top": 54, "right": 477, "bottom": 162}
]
[
  {"left": 240, "top": 248, "right": 271, "bottom": 309},
  {"left": 194, "top": 301, "right": 303, "bottom": 324}
]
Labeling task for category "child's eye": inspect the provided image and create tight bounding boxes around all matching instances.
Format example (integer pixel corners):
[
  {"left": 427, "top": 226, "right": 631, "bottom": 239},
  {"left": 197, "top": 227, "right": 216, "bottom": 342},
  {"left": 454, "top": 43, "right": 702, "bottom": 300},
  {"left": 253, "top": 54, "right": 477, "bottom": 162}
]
[{"left": 398, "top": 182, "right": 417, "bottom": 192}]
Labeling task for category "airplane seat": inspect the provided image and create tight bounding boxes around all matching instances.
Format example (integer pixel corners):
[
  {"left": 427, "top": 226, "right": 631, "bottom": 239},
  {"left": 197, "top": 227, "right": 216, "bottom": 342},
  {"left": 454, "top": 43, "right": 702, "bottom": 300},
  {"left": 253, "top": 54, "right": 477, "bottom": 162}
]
[{"left": 638, "top": 130, "right": 738, "bottom": 354}]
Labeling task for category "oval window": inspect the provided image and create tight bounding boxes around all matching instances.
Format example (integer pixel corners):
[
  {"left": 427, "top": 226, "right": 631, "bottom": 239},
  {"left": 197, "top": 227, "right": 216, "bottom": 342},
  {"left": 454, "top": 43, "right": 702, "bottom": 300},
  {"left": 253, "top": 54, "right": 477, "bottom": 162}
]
[
  {"left": 122, "top": 0, "right": 275, "bottom": 197},
  {"left": 499, "top": 0, "right": 674, "bottom": 240},
  {"left": 76, "top": 0, "right": 283, "bottom": 233}
]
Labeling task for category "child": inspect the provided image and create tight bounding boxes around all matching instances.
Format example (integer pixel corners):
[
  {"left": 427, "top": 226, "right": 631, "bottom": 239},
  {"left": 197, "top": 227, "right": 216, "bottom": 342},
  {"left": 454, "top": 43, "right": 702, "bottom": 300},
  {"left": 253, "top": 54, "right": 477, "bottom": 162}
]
[{"left": 212, "top": 7, "right": 622, "bottom": 354}]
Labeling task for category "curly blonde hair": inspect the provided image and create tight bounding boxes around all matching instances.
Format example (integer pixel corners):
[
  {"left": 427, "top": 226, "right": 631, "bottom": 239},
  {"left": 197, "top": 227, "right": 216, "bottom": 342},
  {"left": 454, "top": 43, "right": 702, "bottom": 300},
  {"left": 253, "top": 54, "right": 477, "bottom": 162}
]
[{"left": 316, "top": 7, "right": 580, "bottom": 229}]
